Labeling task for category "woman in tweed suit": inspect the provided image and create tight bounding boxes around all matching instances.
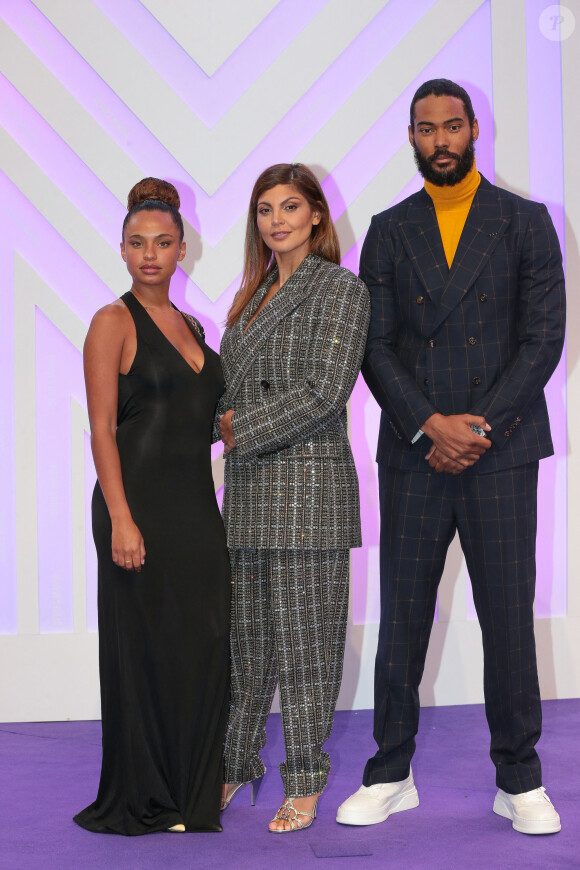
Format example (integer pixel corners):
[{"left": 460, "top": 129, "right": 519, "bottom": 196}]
[{"left": 218, "top": 164, "right": 370, "bottom": 832}]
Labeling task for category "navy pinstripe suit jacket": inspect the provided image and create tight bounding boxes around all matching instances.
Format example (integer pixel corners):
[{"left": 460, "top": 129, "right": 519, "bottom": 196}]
[{"left": 361, "top": 175, "right": 566, "bottom": 473}]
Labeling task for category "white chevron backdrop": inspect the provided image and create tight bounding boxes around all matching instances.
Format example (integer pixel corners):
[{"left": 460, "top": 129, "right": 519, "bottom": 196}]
[{"left": 0, "top": 0, "right": 578, "bottom": 721}]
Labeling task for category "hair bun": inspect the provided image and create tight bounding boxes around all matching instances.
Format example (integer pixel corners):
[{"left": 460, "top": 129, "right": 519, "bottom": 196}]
[{"left": 127, "top": 177, "right": 180, "bottom": 211}]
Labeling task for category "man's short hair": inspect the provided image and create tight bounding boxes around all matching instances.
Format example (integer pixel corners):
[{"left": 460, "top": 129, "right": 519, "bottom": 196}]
[{"left": 410, "top": 79, "right": 475, "bottom": 127}]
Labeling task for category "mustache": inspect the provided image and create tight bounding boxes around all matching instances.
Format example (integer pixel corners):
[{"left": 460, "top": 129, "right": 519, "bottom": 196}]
[{"left": 428, "top": 149, "right": 461, "bottom": 163}]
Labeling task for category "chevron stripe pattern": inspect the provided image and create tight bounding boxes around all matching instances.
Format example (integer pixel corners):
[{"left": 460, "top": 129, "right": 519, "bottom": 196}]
[{"left": 0, "top": 0, "right": 570, "bottom": 719}]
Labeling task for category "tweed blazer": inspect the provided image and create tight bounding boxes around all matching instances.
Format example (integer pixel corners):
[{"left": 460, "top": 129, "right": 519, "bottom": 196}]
[
  {"left": 361, "top": 175, "right": 566, "bottom": 473},
  {"left": 217, "top": 253, "right": 370, "bottom": 550}
]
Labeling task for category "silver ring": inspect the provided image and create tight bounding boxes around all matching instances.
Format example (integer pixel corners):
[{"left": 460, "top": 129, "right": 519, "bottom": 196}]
[{"left": 125, "top": 560, "right": 132, "bottom": 564}]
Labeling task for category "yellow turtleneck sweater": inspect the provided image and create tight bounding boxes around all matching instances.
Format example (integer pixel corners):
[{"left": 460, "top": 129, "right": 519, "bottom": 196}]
[{"left": 424, "top": 162, "right": 481, "bottom": 267}]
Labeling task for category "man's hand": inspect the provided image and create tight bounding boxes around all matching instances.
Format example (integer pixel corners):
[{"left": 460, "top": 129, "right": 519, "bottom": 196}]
[
  {"left": 422, "top": 413, "right": 491, "bottom": 469},
  {"left": 425, "top": 446, "right": 466, "bottom": 475}
]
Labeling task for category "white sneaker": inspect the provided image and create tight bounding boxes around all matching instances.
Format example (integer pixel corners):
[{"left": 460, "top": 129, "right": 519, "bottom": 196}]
[
  {"left": 493, "top": 787, "right": 561, "bottom": 834},
  {"left": 336, "top": 769, "right": 419, "bottom": 826}
]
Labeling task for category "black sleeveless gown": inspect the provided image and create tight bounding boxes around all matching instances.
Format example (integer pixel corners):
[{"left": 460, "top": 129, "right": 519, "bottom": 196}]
[{"left": 74, "top": 292, "right": 230, "bottom": 835}]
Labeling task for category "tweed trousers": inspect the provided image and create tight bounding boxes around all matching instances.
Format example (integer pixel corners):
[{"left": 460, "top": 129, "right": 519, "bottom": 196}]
[
  {"left": 223, "top": 548, "right": 350, "bottom": 797},
  {"left": 365, "top": 461, "right": 542, "bottom": 795}
]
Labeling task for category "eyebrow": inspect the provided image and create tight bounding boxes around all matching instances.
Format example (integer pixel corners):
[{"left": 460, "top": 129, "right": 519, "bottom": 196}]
[
  {"left": 257, "top": 196, "right": 302, "bottom": 207},
  {"left": 416, "top": 116, "right": 465, "bottom": 126},
  {"left": 127, "top": 232, "right": 175, "bottom": 239}
]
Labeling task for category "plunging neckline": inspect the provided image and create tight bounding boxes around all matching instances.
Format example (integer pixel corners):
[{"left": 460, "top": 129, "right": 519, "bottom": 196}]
[{"left": 129, "top": 294, "right": 205, "bottom": 375}]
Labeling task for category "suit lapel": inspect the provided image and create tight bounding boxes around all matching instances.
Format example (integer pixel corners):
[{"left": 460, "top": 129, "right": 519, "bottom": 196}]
[
  {"left": 224, "top": 253, "right": 322, "bottom": 402},
  {"left": 221, "top": 277, "right": 272, "bottom": 390},
  {"left": 398, "top": 190, "right": 448, "bottom": 302},
  {"left": 430, "top": 177, "right": 510, "bottom": 331}
]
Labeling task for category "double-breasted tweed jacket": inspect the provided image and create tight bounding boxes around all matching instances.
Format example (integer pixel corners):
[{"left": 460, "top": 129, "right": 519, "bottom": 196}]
[
  {"left": 217, "top": 253, "right": 370, "bottom": 550},
  {"left": 360, "top": 175, "right": 566, "bottom": 473}
]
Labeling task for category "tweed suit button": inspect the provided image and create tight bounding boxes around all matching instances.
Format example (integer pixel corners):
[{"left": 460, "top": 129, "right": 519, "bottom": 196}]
[
  {"left": 428, "top": 339, "right": 436, "bottom": 348},
  {"left": 416, "top": 296, "right": 424, "bottom": 304},
  {"left": 479, "top": 293, "right": 488, "bottom": 302},
  {"left": 468, "top": 337, "right": 477, "bottom": 346},
  {"left": 260, "top": 379, "right": 270, "bottom": 390},
  {"left": 472, "top": 376, "right": 481, "bottom": 385}
]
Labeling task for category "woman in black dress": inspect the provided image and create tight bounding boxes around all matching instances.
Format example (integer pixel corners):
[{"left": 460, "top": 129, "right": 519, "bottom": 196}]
[{"left": 74, "top": 178, "right": 230, "bottom": 835}]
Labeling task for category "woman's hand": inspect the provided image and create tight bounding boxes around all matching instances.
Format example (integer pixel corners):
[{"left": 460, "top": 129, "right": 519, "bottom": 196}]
[
  {"left": 219, "top": 410, "right": 236, "bottom": 454},
  {"left": 111, "top": 517, "right": 146, "bottom": 572}
]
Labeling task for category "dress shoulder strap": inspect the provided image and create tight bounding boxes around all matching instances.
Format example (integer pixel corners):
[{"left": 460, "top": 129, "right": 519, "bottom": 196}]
[
  {"left": 120, "top": 290, "right": 145, "bottom": 321},
  {"left": 120, "top": 291, "right": 161, "bottom": 341}
]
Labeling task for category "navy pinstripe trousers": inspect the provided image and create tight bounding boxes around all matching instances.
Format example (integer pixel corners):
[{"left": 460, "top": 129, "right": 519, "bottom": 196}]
[{"left": 364, "top": 461, "right": 543, "bottom": 795}]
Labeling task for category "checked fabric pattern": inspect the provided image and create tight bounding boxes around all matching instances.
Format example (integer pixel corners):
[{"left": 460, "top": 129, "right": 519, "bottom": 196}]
[{"left": 224, "top": 548, "right": 350, "bottom": 797}]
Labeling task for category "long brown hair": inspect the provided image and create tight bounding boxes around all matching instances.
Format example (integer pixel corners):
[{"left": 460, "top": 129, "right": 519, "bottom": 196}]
[{"left": 226, "top": 163, "right": 340, "bottom": 328}]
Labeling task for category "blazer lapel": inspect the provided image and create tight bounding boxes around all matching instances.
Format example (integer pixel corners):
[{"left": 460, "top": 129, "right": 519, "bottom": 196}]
[
  {"left": 398, "top": 190, "right": 449, "bottom": 302},
  {"left": 224, "top": 253, "right": 322, "bottom": 402},
  {"left": 430, "top": 177, "right": 510, "bottom": 332},
  {"left": 221, "top": 277, "right": 272, "bottom": 390}
]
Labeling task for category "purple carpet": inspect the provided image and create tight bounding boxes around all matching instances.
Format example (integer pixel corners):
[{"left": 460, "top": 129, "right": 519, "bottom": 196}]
[{"left": 0, "top": 700, "right": 577, "bottom": 870}]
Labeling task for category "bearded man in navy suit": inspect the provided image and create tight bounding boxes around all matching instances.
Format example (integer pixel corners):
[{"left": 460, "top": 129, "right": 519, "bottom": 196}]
[{"left": 337, "top": 79, "right": 565, "bottom": 835}]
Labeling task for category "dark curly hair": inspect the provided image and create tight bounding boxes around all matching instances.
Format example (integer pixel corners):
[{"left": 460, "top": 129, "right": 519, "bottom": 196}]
[
  {"left": 122, "top": 177, "right": 184, "bottom": 241},
  {"left": 410, "top": 79, "right": 475, "bottom": 127}
]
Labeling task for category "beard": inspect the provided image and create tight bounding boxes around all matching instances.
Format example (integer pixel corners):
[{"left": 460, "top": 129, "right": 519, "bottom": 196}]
[{"left": 413, "top": 138, "right": 475, "bottom": 186}]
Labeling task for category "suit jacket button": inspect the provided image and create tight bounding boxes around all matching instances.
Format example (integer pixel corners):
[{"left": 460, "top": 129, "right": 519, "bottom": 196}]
[
  {"left": 424, "top": 378, "right": 429, "bottom": 386},
  {"left": 260, "top": 379, "right": 270, "bottom": 389},
  {"left": 504, "top": 430, "right": 510, "bottom": 437},
  {"left": 472, "top": 376, "right": 481, "bottom": 385},
  {"left": 428, "top": 339, "right": 436, "bottom": 348},
  {"left": 416, "top": 296, "right": 424, "bottom": 304},
  {"left": 468, "top": 337, "right": 477, "bottom": 346},
  {"left": 479, "top": 293, "right": 488, "bottom": 302}
]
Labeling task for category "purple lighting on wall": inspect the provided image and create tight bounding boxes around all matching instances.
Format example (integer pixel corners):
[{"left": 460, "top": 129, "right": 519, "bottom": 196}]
[
  {"left": 92, "top": 0, "right": 328, "bottom": 125},
  {"left": 525, "top": 0, "right": 567, "bottom": 617},
  {"left": 0, "top": 0, "right": 568, "bottom": 643}
]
